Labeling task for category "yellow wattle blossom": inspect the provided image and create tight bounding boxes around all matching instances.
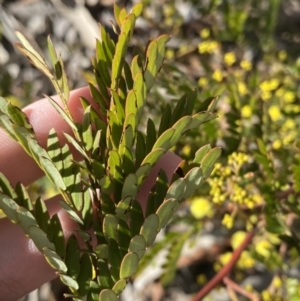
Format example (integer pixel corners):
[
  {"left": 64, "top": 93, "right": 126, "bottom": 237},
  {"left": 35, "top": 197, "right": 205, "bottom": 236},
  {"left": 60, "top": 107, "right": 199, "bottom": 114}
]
[
  {"left": 261, "top": 91, "right": 272, "bottom": 101},
  {"left": 165, "top": 49, "right": 174, "bottom": 60},
  {"left": 255, "top": 240, "right": 272, "bottom": 258},
  {"left": 200, "top": 28, "right": 210, "bottom": 39},
  {"left": 238, "top": 251, "right": 255, "bottom": 269},
  {"left": 283, "top": 91, "right": 295, "bottom": 103},
  {"left": 190, "top": 197, "right": 213, "bottom": 219},
  {"left": 241, "top": 105, "right": 252, "bottom": 118},
  {"left": 198, "top": 40, "right": 218, "bottom": 54},
  {"left": 222, "top": 213, "right": 234, "bottom": 229},
  {"left": 196, "top": 274, "right": 207, "bottom": 285},
  {"left": 224, "top": 51, "right": 236, "bottom": 66},
  {"left": 163, "top": 5, "right": 175, "bottom": 17},
  {"left": 262, "top": 290, "right": 272, "bottom": 301},
  {"left": 260, "top": 79, "right": 280, "bottom": 92},
  {"left": 282, "top": 118, "right": 296, "bottom": 131},
  {"left": 278, "top": 50, "right": 287, "bottom": 61},
  {"left": 293, "top": 105, "right": 300, "bottom": 113},
  {"left": 238, "top": 81, "right": 247, "bottom": 95},
  {"left": 268, "top": 105, "right": 282, "bottom": 122},
  {"left": 182, "top": 144, "right": 191, "bottom": 156},
  {"left": 212, "top": 69, "right": 223, "bottom": 82},
  {"left": 219, "top": 252, "right": 232, "bottom": 265},
  {"left": 275, "top": 88, "right": 285, "bottom": 97},
  {"left": 232, "top": 231, "right": 247, "bottom": 249},
  {"left": 272, "top": 276, "right": 282, "bottom": 288},
  {"left": 198, "top": 77, "right": 208, "bottom": 87},
  {"left": 272, "top": 139, "right": 282, "bottom": 150},
  {"left": 240, "top": 59, "right": 252, "bottom": 71}
]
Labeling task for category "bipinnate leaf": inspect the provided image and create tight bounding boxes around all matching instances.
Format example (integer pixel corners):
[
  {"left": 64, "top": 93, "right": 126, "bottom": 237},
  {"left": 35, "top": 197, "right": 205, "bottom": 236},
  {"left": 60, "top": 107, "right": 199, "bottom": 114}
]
[
  {"left": 15, "top": 32, "right": 52, "bottom": 79},
  {"left": 120, "top": 252, "right": 139, "bottom": 279},
  {"left": 160, "top": 231, "right": 190, "bottom": 286},
  {"left": 0, "top": 102, "right": 66, "bottom": 192},
  {"left": 111, "top": 13, "right": 136, "bottom": 90},
  {"left": 144, "top": 35, "right": 170, "bottom": 91}
]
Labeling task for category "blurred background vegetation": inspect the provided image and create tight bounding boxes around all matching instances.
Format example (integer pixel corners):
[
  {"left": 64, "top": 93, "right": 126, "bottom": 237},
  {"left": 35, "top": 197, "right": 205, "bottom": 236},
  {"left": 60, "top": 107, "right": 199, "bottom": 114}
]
[{"left": 1, "top": 0, "right": 300, "bottom": 300}]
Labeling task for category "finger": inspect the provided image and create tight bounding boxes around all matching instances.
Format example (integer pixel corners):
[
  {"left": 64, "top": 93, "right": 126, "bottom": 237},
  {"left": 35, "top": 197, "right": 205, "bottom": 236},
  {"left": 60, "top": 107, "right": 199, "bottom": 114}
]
[
  {"left": 0, "top": 87, "right": 92, "bottom": 187},
  {"left": 0, "top": 196, "right": 78, "bottom": 301}
]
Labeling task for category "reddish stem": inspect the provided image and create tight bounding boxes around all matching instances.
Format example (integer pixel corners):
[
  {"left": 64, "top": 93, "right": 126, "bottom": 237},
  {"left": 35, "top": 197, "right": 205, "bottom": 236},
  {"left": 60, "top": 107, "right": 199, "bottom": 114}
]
[
  {"left": 190, "top": 230, "right": 255, "bottom": 301},
  {"left": 224, "top": 276, "right": 261, "bottom": 301}
]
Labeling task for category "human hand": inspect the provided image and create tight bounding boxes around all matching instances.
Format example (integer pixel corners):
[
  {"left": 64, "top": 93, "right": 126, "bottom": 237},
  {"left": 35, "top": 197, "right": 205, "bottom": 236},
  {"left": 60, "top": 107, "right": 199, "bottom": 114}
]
[{"left": 0, "top": 87, "right": 182, "bottom": 301}]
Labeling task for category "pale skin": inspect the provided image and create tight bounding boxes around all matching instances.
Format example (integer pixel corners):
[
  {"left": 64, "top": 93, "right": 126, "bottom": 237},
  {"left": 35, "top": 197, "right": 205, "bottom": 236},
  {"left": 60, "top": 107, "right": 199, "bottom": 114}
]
[{"left": 0, "top": 87, "right": 182, "bottom": 301}]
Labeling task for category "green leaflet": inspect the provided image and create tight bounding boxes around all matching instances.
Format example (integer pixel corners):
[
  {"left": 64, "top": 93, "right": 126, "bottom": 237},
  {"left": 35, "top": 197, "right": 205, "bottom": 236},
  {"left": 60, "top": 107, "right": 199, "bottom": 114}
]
[
  {"left": 77, "top": 253, "right": 94, "bottom": 296},
  {"left": 0, "top": 193, "right": 20, "bottom": 223},
  {"left": 0, "top": 173, "right": 17, "bottom": 200},
  {"left": 35, "top": 197, "right": 51, "bottom": 235},
  {"left": 128, "top": 234, "right": 146, "bottom": 259},
  {"left": 65, "top": 235, "right": 80, "bottom": 279},
  {"left": 17, "top": 206, "right": 38, "bottom": 235},
  {"left": 28, "top": 225, "right": 56, "bottom": 253},
  {"left": 200, "top": 147, "right": 222, "bottom": 178},
  {"left": 43, "top": 247, "right": 67, "bottom": 273},
  {"left": 99, "top": 289, "right": 118, "bottom": 301},
  {"left": 121, "top": 174, "right": 138, "bottom": 200},
  {"left": 15, "top": 183, "right": 33, "bottom": 211},
  {"left": 60, "top": 274, "right": 79, "bottom": 291},
  {"left": 140, "top": 214, "right": 159, "bottom": 247},
  {"left": 193, "top": 144, "right": 212, "bottom": 164},
  {"left": 156, "top": 198, "right": 180, "bottom": 230},
  {"left": 103, "top": 214, "right": 118, "bottom": 242},
  {"left": 112, "top": 279, "right": 127, "bottom": 295},
  {"left": 144, "top": 35, "right": 170, "bottom": 91},
  {"left": 50, "top": 214, "right": 65, "bottom": 258},
  {"left": 119, "top": 252, "right": 139, "bottom": 279},
  {"left": 117, "top": 219, "right": 131, "bottom": 256},
  {"left": 97, "top": 259, "right": 115, "bottom": 288}
]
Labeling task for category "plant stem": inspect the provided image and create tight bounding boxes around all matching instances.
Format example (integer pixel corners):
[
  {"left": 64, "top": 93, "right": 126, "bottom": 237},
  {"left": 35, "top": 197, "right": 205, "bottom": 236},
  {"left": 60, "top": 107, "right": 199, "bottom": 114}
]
[{"left": 190, "top": 229, "right": 255, "bottom": 301}]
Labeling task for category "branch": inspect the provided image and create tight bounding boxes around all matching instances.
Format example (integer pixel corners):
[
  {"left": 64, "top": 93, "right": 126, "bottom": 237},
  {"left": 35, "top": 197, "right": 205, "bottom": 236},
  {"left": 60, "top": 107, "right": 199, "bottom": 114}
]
[{"left": 190, "top": 230, "right": 255, "bottom": 301}]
